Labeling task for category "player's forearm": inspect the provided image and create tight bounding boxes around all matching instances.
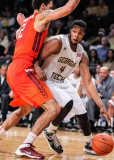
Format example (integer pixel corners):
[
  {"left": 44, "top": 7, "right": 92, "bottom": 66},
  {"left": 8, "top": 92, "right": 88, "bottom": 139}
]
[
  {"left": 34, "top": 60, "right": 40, "bottom": 67},
  {"left": 65, "top": 0, "right": 80, "bottom": 12},
  {"left": 84, "top": 81, "right": 104, "bottom": 108}
]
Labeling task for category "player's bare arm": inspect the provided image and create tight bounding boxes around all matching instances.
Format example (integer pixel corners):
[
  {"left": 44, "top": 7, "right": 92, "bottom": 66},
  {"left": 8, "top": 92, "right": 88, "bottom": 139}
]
[
  {"left": 35, "top": 0, "right": 80, "bottom": 32},
  {"left": 34, "top": 38, "right": 62, "bottom": 80},
  {"left": 39, "top": 0, "right": 80, "bottom": 22},
  {"left": 79, "top": 53, "right": 111, "bottom": 124},
  {"left": 34, "top": 60, "right": 47, "bottom": 81},
  {"left": 39, "top": 38, "right": 62, "bottom": 60}
]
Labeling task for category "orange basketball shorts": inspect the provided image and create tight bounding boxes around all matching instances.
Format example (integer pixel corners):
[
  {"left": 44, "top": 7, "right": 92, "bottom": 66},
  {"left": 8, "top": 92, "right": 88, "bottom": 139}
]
[{"left": 7, "top": 59, "right": 53, "bottom": 108}]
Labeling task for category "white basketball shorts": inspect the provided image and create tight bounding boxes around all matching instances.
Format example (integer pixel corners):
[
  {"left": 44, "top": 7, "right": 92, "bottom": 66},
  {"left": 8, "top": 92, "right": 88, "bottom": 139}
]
[{"left": 45, "top": 79, "right": 87, "bottom": 120}]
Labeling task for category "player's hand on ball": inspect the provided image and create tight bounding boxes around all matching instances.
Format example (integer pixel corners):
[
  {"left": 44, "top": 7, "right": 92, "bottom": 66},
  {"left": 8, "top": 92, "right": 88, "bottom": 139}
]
[
  {"left": 17, "top": 13, "right": 25, "bottom": 26},
  {"left": 99, "top": 107, "right": 111, "bottom": 125}
]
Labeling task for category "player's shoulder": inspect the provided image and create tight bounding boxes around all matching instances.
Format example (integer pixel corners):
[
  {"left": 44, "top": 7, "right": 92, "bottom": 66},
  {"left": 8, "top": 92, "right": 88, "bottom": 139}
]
[
  {"left": 78, "top": 43, "right": 88, "bottom": 57},
  {"left": 48, "top": 34, "right": 67, "bottom": 40},
  {"left": 47, "top": 34, "right": 66, "bottom": 44},
  {"left": 78, "top": 43, "right": 84, "bottom": 51},
  {"left": 36, "top": 10, "right": 53, "bottom": 20}
]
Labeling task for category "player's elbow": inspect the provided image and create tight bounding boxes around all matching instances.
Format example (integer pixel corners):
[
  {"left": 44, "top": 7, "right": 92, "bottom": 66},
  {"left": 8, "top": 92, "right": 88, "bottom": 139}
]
[{"left": 83, "top": 79, "right": 91, "bottom": 87}]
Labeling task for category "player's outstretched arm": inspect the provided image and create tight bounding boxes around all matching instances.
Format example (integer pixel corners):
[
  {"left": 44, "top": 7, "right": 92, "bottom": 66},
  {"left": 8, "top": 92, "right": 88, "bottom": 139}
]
[
  {"left": 39, "top": 0, "right": 80, "bottom": 22},
  {"left": 79, "top": 53, "right": 111, "bottom": 124}
]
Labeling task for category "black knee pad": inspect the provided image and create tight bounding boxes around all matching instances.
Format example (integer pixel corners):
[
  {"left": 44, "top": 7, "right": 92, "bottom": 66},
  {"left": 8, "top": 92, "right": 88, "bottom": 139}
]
[{"left": 65, "top": 99, "right": 73, "bottom": 112}]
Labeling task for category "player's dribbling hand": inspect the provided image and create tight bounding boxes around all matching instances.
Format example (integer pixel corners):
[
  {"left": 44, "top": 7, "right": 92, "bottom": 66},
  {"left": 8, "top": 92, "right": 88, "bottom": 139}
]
[
  {"left": 99, "top": 107, "right": 111, "bottom": 125},
  {"left": 17, "top": 13, "right": 25, "bottom": 26}
]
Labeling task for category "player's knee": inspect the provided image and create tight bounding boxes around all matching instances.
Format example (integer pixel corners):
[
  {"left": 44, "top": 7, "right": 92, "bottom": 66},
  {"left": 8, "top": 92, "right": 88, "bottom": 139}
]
[
  {"left": 43, "top": 99, "right": 61, "bottom": 117},
  {"left": 51, "top": 104, "right": 61, "bottom": 118},
  {"left": 56, "top": 104, "right": 61, "bottom": 115},
  {"left": 76, "top": 112, "right": 88, "bottom": 124},
  {"left": 49, "top": 102, "right": 61, "bottom": 118}
]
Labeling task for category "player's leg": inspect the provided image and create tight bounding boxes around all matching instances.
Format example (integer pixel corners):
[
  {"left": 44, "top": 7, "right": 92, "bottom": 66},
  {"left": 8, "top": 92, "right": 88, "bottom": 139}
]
[
  {"left": 43, "top": 80, "right": 73, "bottom": 154},
  {"left": 32, "top": 98, "right": 61, "bottom": 135},
  {"left": 0, "top": 105, "right": 32, "bottom": 135},
  {"left": 75, "top": 113, "right": 96, "bottom": 154},
  {"left": 8, "top": 68, "right": 60, "bottom": 158},
  {"left": 44, "top": 100, "right": 73, "bottom": 154},
  {"left": 15, "top": 98, "right": 61, "bottom": 158},
  {"left": 51, "top": 99, "right": 73, "bottom": 129},
  {"left": 63, "top": 80, "right": 96, "bottom": 155}
]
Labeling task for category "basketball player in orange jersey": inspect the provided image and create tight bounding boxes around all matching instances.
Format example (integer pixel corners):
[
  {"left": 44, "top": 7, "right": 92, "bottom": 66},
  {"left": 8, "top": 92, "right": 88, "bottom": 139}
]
[{"left": 0, "top": 0, "right": 80, "bottom": 159}]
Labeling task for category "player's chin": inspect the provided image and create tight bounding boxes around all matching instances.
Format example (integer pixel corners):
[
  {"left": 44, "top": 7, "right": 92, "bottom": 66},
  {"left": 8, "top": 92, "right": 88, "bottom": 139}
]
[{"left": 72, "top": 41, "right": 78, "bottom": 45}]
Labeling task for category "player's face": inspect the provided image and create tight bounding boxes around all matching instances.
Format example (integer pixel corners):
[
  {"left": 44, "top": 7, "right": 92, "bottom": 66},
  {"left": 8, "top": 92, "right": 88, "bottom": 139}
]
[
  {"left": 45, "top": 1, "right": 53, "bottom": 10},
  {"left": 70, "top": 25, "right": 85, "bottom": 45}
]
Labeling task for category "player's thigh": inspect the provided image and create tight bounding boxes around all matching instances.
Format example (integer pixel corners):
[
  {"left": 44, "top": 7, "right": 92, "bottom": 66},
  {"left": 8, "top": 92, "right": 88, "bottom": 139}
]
[
  {"left": 19, "top": 105, "right": 32, "bottom": 114},
  {"left": 12, "top": 71, "right": 53, "bottom": 107},
  {"left": 45, "top": 80, "right": 72, "bottom": 106},
  {"left": 64, "top": 80, "right": 86, "bottom": 115}
]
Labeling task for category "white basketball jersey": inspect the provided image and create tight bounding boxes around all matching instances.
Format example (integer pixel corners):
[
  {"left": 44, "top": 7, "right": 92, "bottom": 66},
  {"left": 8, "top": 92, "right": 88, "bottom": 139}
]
[{"left": 41, "top": 34, "right": 87, "bottom": 82}]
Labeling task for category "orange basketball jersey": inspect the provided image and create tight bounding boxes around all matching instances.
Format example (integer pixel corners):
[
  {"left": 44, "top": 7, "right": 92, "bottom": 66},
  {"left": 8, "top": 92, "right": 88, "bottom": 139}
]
[
  {"left": 7, "top": 13, "right": 53, "bottom": 108},
  {"left": 14, "top": 12, "right": 48, "bottom": 63}
]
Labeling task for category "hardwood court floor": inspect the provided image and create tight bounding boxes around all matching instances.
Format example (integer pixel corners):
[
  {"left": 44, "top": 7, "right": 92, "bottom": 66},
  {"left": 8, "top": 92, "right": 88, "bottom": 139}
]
[{"left": 0, "top": 127, "right": 114, "bottom": 160}]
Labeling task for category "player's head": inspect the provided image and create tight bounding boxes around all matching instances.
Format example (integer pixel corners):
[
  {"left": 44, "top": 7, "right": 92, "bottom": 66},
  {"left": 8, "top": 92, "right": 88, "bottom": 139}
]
[
  {"left": 69, "top": 20, "right": 86, "bottom": 45},
  {"left": 32, "top": 0, "right": 53, "bottom": 11}
]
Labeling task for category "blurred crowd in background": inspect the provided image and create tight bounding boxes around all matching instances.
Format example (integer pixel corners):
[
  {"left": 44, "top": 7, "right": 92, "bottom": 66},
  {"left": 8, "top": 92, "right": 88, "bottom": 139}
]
[{"left": 0, "top": 0, "right": 114, "bottom": 133}]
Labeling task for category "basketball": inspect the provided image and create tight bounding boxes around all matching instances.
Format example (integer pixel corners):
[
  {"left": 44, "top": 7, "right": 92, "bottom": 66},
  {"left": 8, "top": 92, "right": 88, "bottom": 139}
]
[{"left": 92, "top": 133, "right": 114, "bottom": 156}]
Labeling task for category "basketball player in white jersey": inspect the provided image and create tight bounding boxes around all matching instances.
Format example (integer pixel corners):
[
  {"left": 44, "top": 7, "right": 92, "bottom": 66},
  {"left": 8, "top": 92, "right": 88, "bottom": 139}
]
[{"left": 34, "top": 20, "right": 110, "bottom": 155}]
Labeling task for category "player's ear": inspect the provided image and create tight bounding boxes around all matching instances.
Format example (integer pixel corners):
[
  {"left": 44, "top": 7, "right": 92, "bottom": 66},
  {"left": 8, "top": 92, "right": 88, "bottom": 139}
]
[
  {"left": 41, "top": 3, "right": 45, "bottom": 10},
  {"left": 69, "top": 29, "right": 71, "bottom": 34}
]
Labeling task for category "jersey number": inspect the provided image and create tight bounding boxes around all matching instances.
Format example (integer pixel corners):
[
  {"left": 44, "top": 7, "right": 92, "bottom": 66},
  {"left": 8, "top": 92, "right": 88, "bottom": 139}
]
[
  {"left": 18, "top": 23, "right": 26, "bottom": 39},
  {"left": 60, "top": 66, "right": 66, "bottom": 73}
]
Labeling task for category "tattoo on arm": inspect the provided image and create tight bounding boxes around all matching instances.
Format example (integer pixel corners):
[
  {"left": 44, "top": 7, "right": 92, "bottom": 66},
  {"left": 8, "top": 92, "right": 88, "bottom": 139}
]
[{"left": 40, "top": 10, "right": 53, "bottom": 18}]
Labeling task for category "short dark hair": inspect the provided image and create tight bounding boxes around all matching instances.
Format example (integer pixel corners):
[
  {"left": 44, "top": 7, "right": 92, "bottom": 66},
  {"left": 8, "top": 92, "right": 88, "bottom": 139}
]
[
  {"left": 32, "top": 0, "right": 53, "bottom": 10},
  {"left": 71, "top": 20, "right": 87, "bottom": 32}
]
